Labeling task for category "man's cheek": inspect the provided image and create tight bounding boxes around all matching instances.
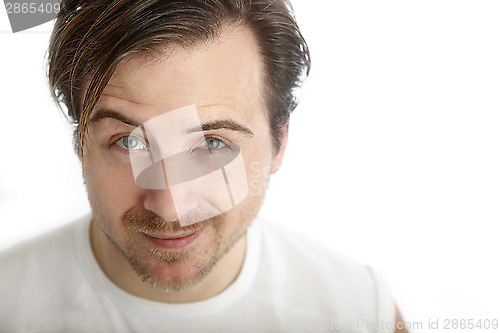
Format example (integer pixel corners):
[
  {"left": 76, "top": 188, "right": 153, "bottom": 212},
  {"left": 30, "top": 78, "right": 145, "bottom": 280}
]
[{"left": 85, "top": 169, "right": 131, "bottom": 210}]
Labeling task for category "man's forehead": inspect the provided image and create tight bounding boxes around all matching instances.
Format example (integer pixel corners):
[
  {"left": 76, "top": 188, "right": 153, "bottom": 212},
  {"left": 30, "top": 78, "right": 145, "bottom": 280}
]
[
  {"left": 94, "top": 93, "right": 256, "bottom": 127},
  {"left": 103, "top": 27, "right": 262, "bottom": 97}
]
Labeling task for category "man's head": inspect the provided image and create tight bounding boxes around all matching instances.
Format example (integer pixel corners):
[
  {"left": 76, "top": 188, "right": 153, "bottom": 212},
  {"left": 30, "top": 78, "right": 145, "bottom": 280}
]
[{"left": 47, "top": 0, "right": 310, "bottom": 296}]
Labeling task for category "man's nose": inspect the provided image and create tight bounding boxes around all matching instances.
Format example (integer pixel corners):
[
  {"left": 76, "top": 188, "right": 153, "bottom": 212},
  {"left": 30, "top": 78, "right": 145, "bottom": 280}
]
[{"left": 143, "top": 187, "right": 179, "bottom": 222}]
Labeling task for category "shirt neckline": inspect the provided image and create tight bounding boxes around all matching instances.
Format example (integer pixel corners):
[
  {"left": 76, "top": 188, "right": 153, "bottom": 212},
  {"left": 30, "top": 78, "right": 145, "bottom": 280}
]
[{"left": 73, "top": 214, "right": 261, "bottom": 317}]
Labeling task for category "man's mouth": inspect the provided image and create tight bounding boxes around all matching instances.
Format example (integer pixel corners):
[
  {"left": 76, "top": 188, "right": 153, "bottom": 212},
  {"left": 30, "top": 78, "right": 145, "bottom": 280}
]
[{"left": 142, "top": 229, "right": 203, "bottom": 250}]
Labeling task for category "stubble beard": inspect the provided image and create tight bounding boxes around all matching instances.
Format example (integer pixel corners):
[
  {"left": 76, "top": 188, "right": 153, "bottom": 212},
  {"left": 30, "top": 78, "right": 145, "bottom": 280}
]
[
  {"left": 94, "top": 174, "right": 269, "bottom": 293},
  {"left": 110, "top": 211, "right": 248, "bottom": 292}
]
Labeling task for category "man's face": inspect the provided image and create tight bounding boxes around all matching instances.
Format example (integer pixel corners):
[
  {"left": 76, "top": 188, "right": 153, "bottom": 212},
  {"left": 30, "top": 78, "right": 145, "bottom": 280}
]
[{"left": 83, "top": 27, "right": 286, "bottom": 291}]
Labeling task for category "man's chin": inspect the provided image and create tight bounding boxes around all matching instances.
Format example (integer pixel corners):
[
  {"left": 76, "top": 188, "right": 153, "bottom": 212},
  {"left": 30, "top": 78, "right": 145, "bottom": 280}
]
[{"left": 133, "top": 254, "right": 217, "bottom": 292}]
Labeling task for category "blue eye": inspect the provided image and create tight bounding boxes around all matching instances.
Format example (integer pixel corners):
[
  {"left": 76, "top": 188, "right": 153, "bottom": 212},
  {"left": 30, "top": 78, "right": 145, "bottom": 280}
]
[
  {"left": 199, "top": 137, "right": 226, "bottom": 150},
  {"left": 116, "top": 135, "right": 147, "bottom": 150}
]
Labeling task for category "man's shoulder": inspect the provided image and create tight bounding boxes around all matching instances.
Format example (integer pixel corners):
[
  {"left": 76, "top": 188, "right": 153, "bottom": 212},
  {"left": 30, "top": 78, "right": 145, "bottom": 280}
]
[
  {"left": 255, "top": 218, "right": 372, "bottom": 279},
  {"left": 0, "top": 214, "right": 91, "bottom": 289},
  {"left": 0, "top": 215, "right": 89, "bottom": 266},
  {"left": 0, "top": 215, "right": 92, "bottom": 330},
  {"left": 251, "top": 218, "right": 393, "bottom": 324}
]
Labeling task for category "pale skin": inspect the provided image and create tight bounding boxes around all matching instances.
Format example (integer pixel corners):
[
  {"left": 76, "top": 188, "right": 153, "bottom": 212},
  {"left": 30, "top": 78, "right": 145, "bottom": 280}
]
[{"left": 83, "top": 24, "right": 407, "bottom": 332}]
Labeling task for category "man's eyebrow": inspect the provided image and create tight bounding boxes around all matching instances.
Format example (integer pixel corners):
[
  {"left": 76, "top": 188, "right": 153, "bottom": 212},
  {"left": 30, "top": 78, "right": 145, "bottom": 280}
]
[
  {"left": 90, "top": 109, "right": 141, "bottom": 127},
  {"left": 91, "top": 110, "right": 254, "bottom": 136},
  {"left": 187, "top": 120, "right": 254, "bottom": 136}
]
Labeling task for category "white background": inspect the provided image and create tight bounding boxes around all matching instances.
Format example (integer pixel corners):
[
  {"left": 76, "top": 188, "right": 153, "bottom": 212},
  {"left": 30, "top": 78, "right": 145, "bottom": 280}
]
[{"left": 1, "top": 1, "right": 499, "bottom": 331}]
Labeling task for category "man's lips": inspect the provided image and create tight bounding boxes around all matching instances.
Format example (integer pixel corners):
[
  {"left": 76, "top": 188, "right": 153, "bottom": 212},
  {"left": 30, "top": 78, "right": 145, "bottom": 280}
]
[{"left": 143, "top": 229, "right": 203, "bottom": 249}]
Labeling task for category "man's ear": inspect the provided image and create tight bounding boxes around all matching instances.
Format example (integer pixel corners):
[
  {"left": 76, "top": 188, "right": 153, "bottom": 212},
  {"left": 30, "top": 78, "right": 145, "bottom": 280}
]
[{"left": 271, "top": 125, "right": 289, "bottom": 174}]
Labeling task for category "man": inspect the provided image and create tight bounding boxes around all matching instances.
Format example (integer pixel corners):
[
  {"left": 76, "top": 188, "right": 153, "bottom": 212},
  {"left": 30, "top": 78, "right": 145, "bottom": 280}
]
[{"left": 0, "top": 0, "right": 407, "bottom": 332}]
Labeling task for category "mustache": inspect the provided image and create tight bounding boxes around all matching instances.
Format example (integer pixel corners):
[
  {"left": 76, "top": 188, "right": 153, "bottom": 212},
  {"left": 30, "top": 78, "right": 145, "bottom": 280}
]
[{"left": 123, "top": 211, "right": 221, "bottom": 234}]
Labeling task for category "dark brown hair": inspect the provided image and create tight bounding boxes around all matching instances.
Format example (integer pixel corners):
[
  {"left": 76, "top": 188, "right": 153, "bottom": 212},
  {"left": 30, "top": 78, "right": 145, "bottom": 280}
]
[{"left": 47, "top": 0, "right": 311, "bottom": 156}]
